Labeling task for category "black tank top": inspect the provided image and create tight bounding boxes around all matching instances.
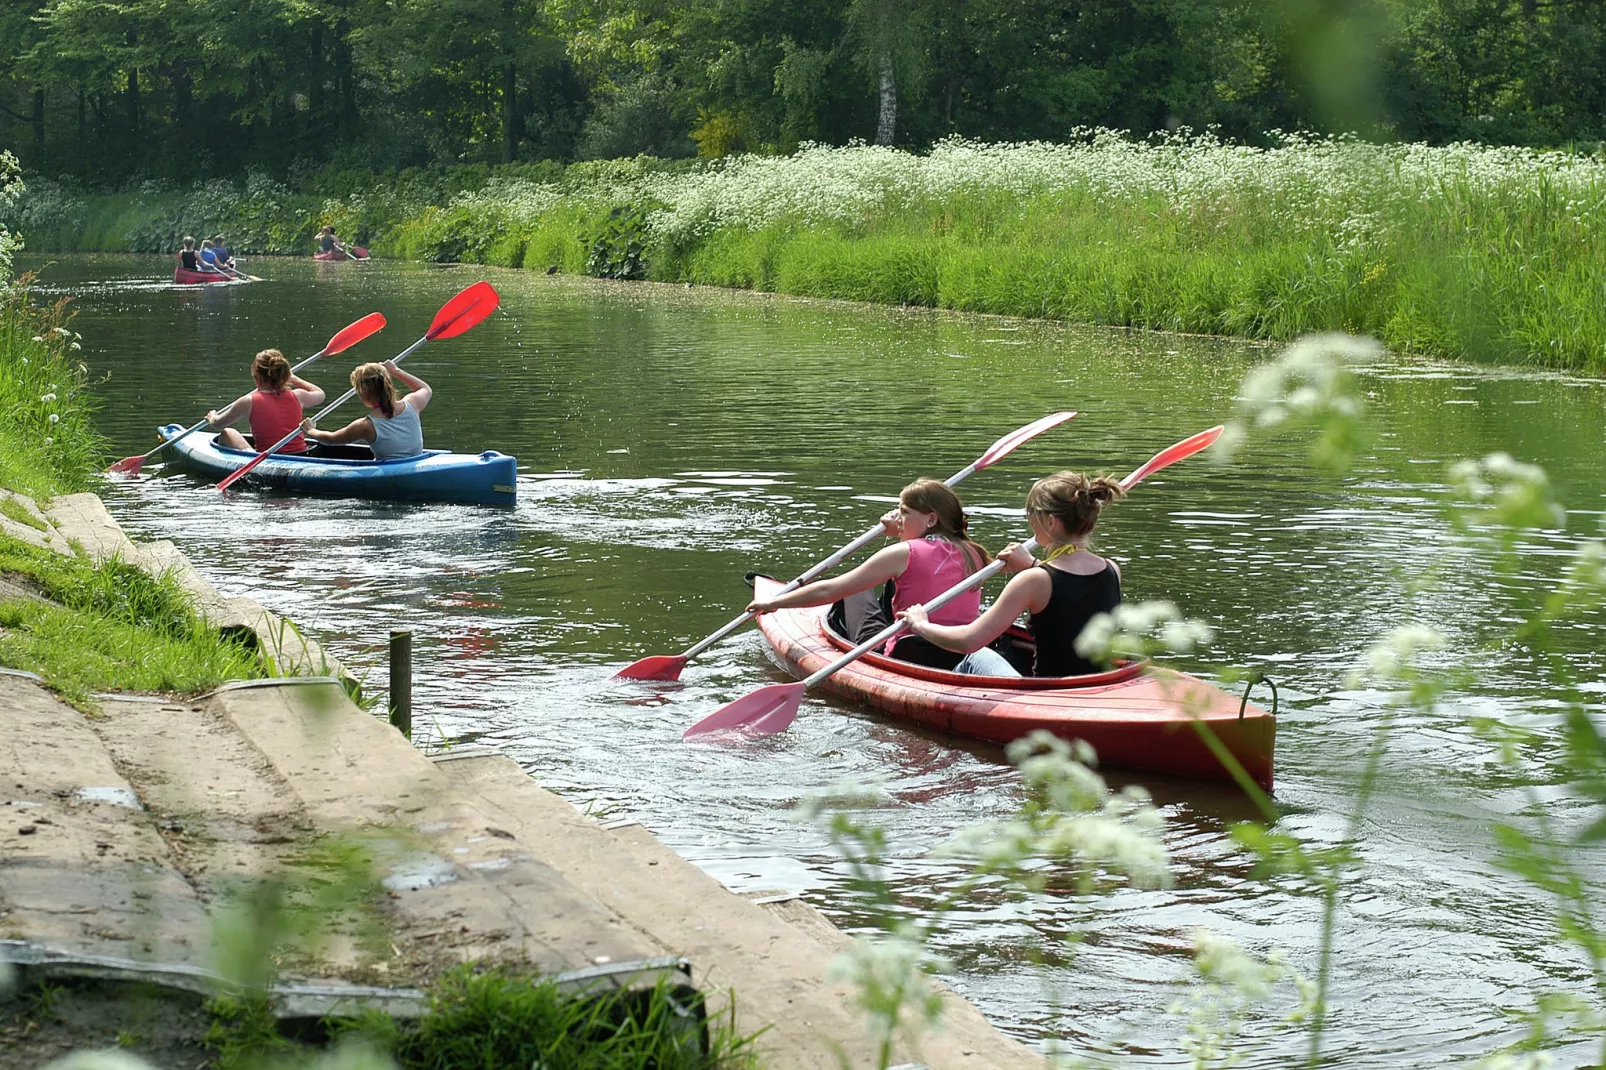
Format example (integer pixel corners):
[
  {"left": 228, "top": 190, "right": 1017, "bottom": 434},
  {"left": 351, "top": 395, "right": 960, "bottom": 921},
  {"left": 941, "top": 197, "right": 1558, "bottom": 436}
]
[
  {"left": 1030, "top": 563, "right": 1122, "bottom": 677},
  {"left": 180, "top": 250, "right": 199, "bottom": 270}
]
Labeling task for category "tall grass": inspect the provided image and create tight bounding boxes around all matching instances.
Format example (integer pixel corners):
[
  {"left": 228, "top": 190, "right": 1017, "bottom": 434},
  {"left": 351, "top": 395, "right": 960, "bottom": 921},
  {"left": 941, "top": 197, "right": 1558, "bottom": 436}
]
[
  {"left": 11, "top": 131, "right": 1606, "bottom": 369},
  {"left": 0, "top": 280, "right": 105, "bottom": 497},
  {"left": 0, "top": 533, "right": 264, "bottom": 707}
]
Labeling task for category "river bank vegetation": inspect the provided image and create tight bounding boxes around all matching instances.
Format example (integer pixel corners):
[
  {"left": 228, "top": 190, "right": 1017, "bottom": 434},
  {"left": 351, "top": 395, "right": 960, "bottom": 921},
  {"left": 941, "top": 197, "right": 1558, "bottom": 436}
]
[
  {"left": 4, "top": 0, "right": 1606, "bottom": 183},
  {"left": 11, "top": 131, "right": 1606, "bottom": 372}
]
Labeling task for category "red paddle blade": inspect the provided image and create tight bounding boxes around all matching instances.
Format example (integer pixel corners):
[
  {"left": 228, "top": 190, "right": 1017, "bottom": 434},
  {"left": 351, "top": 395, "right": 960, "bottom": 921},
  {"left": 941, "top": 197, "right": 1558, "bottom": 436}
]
[
  {"left": 217, "top": 453, "right": 266, "bottom": 492},
  {"left": 615, "top": 654, "right": 689, "bottom": 682},
  {"left": 976, "top": 411, "right": 1076, "bottom": 469},
  {"left": 683, "top": 683, "right": 806, "bottom": 739},
  {"left": 107, "top": 455, "right": 145, "bottom": 475},
  {"left": 427, "top": 281, "right": 500, "bottom": 341},
  {"left": 1120, "top": 425, "right": 1224, "bottom": 490},
  {"left": 325, "top": 312, "right": 387, "bottom": 355}
]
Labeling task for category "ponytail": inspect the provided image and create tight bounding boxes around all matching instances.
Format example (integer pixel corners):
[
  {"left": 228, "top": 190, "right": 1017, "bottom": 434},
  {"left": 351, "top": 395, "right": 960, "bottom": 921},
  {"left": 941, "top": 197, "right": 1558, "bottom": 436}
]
[
  {"left": 350, "top": 362, "right": 398, "bottom": 418},
  {"left": 251, "top": 348, "right": 291, "bottom": 392},
  {"left": 1025, "top": 471, "right": 1125, "bottom": 541}
]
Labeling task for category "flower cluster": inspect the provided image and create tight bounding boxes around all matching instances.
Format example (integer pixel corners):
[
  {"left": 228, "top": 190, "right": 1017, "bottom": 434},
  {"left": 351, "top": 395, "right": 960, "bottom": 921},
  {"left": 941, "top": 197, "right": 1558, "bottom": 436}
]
[{"left": 1075, "top": 599, "right": 1216, "bottom": 664}]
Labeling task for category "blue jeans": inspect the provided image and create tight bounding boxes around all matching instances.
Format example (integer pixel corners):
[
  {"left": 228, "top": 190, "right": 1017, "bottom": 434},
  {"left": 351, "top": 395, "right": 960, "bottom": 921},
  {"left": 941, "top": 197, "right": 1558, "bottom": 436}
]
[{"left": 954, "top": 646, "right": 1021, "bottom": 676}]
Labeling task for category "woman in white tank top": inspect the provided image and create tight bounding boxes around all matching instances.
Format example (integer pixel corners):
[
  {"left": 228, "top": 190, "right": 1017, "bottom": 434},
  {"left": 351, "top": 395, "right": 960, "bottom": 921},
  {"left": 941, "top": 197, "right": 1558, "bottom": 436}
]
[{"left": 301, "top": 360, "right": 431, "bottom": 459}]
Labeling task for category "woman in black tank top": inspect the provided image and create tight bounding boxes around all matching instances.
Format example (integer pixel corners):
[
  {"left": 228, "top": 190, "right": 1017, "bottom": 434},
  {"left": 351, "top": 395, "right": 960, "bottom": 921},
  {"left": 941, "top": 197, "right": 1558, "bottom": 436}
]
[
  {"left": 899, "top": 471, "right": 1125, "bottom": 678},
  {"left": 178, "top": 235, "right": 199, "bottom": 271}
]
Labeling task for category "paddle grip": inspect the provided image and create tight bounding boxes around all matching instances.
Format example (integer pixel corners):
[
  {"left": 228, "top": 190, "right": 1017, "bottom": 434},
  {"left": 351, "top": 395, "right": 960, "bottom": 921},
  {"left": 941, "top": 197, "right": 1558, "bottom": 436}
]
[{"left": 802, "top": 537, "right": 1041, "bottom": 687}]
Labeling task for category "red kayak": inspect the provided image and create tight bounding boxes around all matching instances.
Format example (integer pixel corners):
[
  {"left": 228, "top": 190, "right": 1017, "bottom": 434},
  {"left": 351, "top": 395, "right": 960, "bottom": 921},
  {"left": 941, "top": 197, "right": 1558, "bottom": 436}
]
[
  {"left": 314, "top": 246, "right": 369, "bottom": 261},
  {"left": 750, "top": 576, "right": 1276, "bottom": 789},
  {"left": 173, "top": 267, "right": 237, "bottom": 285}
]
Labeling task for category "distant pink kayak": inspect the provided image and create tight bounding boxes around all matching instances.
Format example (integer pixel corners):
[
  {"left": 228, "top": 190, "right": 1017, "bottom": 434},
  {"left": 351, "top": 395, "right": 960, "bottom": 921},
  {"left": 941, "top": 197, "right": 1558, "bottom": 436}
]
[
  {"left": 314, "top": 247, "right": 369, "bottom": 261},
  {"left": 173, "top": 267, "right": 236, "bottom": 285}
]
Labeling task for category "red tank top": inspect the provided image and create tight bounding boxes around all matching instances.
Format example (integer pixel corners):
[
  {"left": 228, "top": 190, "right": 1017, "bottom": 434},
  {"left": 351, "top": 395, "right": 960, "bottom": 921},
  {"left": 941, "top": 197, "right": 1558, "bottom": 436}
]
[{"left": 249, "top": 389, "right": 306, "bottom": 453}]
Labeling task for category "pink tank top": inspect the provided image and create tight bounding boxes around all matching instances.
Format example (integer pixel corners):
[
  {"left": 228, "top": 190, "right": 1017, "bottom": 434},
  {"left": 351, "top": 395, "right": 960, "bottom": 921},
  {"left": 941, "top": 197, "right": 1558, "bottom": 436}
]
[
  {"left": 249, "top": 389, "right": 306, "bottom": 453},
  {"left": 889, "top": 537, "right": 981, "bottom": 654}
]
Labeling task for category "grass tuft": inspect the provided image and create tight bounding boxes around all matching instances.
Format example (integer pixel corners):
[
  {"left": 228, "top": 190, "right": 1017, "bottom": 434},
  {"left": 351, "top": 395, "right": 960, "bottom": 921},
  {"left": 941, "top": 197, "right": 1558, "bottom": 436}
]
[{"left": 0, "top": 532, "right": 263, "bottom": 708}]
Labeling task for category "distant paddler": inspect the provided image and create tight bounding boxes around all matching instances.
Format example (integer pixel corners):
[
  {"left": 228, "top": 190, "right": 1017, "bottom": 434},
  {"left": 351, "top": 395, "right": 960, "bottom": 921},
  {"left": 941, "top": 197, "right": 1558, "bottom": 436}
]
[{"left": 316, "top": 225, "right": 369, "bottom": 261}]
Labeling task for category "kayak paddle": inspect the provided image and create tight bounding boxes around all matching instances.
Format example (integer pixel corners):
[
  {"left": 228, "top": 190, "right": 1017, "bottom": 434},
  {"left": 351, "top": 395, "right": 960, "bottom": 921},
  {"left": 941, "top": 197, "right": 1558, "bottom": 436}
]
[
  {"left": 108, "top": 312, "right": 388, "bottom": 476},
  {"left": 216, "top": 281, "right": 499, "bottom": 492},
  {"left": 614, "top": 410, "right": 1078, "bottom": 682},
  {"left": 683, "top": 424, "right": 1225, "bottom": 739}
]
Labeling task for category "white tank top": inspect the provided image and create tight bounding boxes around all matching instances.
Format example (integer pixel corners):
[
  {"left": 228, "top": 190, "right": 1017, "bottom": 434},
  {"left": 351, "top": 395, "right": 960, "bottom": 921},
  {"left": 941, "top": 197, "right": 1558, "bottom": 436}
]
[{"left": 369, "top": 401, "right": 423, "bottom": 459}]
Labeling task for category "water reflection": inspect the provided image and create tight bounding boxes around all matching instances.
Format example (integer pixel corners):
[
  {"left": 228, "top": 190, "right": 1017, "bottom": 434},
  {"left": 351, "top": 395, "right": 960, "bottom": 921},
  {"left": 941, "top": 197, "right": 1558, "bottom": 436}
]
[{"left": 22, "top": 253, "right": 1606, "bottom": 1066}]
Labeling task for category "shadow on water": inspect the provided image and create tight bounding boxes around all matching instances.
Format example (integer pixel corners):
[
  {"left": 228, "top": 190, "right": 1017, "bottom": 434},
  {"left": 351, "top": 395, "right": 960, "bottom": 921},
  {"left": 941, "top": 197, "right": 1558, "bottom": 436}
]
[{"left": 23, "top": 252, "right": 1606, "bottom": 1066}]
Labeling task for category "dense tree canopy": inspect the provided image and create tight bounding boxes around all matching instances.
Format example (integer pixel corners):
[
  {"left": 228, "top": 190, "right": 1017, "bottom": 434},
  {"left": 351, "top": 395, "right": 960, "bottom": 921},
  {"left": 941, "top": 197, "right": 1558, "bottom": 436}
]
[{"left": 2, "top": 0, "right": 1604, "bottom": 182}]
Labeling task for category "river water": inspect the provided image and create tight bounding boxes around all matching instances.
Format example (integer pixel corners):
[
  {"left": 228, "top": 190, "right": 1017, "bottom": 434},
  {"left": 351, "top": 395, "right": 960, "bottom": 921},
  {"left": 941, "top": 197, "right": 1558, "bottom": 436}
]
[{"left": 23, "top": 254, "right": 1606, "bottom": 1066}]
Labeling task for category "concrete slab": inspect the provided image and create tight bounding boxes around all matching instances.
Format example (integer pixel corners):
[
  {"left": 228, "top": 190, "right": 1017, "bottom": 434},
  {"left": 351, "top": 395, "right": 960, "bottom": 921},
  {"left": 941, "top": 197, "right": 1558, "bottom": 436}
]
[
  {"left": 210, "top": 682, "right": 672, "bottom": 983},
  {"left": 434, "top": 750, "right": 1047, "bottom": 1070},
  {"left": 40, "top": 493, "right": 135, "bottom": 562},
  {"left": 0, "top": 676, "right": 209, "bottom": 968}
]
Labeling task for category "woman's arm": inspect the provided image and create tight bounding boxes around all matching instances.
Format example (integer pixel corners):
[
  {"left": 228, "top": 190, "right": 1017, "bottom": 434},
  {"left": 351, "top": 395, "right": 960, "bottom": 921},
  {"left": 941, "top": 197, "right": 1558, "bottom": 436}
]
[
  {"left": 899, "top": 569, "right": 1051, "bottom": 653},
  {"left": 385, "top": 360, "right": 432, "bottom": 414},
  {"left": 288, "top": 374, "right": 325, "bottom": 408},
  {"left": 207, "top": 394, "right": 251, "bottom": 428},
  {"left": 746, "top": 543, "right": 910, "bottom": 614},
  {"left": 301, "top": 416, "right": 375, "bottom": 444}
]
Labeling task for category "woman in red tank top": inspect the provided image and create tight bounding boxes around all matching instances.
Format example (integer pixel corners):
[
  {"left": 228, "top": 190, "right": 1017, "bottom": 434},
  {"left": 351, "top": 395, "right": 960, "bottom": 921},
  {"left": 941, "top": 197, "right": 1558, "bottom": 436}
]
[
  {"left": 207, "top": 349, "right": 326, "bottom": 454},
  {"left": 743, "top": 479, "right": 992, "bottom": 670}
]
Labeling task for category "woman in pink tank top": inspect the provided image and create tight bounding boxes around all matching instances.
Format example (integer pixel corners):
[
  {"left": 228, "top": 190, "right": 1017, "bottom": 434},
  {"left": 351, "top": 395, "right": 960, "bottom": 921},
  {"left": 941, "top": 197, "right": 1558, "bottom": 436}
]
[
  {"left": 745, "top": 479, "right": 991, "bottom": 669},
  {"left": 208, "top": 349, "right": 326, "bottom": 454}
]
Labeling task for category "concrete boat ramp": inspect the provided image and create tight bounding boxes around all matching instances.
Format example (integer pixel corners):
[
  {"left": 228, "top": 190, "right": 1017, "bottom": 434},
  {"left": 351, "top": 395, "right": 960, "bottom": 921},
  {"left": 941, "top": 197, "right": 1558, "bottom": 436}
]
[{"left": 0, "top": 494, "right": 1044, "bottom": 1069}]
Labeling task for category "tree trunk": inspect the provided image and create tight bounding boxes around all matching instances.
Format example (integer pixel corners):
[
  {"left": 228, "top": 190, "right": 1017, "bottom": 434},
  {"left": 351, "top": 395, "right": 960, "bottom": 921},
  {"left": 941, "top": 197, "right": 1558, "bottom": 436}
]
[
  {"left": 171, "top": 68, "right": 192, "bottom": 127},
  {"left": 32, "top": 88, "right": 45, "bottom": 145},
  {"left": 127, "top": 68, "right": 142, "bottom": 129},
  {"left": 77, "top": 88, "right": 86, "bottom": 136},
  {"left": 875, "top": 51, "right": 897, "bottom": 145},
  {"left": 335, "top": 30, "right": 358, "bottom": 135},
  {"left": 502, "top": 63, "right": 518, "bottom": 163},
  {"left": 309, "top": 24, "right": 325, "bottom": 127}
]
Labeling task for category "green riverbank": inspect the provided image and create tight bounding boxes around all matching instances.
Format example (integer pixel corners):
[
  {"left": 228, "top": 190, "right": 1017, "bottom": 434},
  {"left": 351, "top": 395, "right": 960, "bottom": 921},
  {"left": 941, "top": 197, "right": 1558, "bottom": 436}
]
[{"left": 10, "top": 132, "right": 1606, "bottom": 373}]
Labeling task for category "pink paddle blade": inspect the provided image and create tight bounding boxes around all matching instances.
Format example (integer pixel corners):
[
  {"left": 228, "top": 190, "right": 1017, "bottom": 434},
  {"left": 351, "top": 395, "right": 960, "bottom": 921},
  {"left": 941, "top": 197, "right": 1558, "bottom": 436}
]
[
  {"left": 107, "top": 455, "right": 145, "bottom": 475},
  {"left": 1120, "top": 425, "right": 1224, "bottom": 490},
  {"left": 325, "top": 312, "right": 387, "bottom": 355},
  {"left": 976, "top": 410, "right": 1076, "bottom": 469},
  {"left": 427, "top": 281, "right": 500, "bottom": 340},
  {"left": 615, "top": 654, "right": 689, "bottom": 682},
  {"left": 683, "top": 683, "right": 806, "bottom": 739}
]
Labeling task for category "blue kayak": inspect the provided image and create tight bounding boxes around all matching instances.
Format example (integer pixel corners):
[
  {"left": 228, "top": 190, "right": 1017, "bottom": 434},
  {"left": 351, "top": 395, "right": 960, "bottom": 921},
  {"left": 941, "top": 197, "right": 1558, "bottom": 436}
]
[{"left": 157, "top": 424, "right": 517, "bottom": 506}]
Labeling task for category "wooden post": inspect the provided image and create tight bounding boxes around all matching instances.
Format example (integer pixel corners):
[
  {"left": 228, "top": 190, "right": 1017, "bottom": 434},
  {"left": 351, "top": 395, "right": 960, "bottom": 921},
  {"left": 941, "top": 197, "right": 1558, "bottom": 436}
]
[{"left": 389, "top": 630, "right": 412, "bottom": 739}]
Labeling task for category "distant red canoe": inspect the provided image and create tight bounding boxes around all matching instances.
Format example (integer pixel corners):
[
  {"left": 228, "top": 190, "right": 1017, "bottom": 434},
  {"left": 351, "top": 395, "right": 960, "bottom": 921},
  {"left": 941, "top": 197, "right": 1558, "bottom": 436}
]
[
  {"left": 750, "top": 575, "right": 1276, "bottom": 790},
  {"left": 314, "top": 247, "right": 370, "bottom": 261},
  {"left": 173, "top": 267, "right": 237, "bottom": 285}
]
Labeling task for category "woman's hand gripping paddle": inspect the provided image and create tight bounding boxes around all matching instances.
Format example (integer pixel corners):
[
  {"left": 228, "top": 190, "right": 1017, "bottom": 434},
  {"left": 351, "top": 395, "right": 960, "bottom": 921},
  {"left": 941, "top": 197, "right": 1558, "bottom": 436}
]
[
  {"left": 216, "top": 281, "right": 499, "bottom": 492},
  {"left": 614, "top": 411, "right": 1077, "bottom": 682},
  {"left": 108, "top": 312, "right": 387, "bottom": 476},
  {"left": 683, "top": 424, "right": 1225, "bottom": 739}
]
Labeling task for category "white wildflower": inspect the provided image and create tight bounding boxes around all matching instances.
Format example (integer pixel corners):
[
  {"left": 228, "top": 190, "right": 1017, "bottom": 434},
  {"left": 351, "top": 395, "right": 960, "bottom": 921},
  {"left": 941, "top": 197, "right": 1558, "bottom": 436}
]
[{"left": 47, "top": 413, "right": 59, "bottom": 424}]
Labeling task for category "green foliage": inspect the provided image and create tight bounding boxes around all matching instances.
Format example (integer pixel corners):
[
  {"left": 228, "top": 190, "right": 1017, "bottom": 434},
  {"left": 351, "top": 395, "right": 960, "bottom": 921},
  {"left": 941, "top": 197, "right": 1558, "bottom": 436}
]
[
  {"left": 0, "top": 532, "right": 263, "bottom": 707},
  {"left": 337, "top": 966, "right": 754, "bottom": 1069},
  {"left": 585, "top": 204, "right": 653, "bottom": 280},
  {"left": 0, "top": 280, "right": 104, "bottom": 496}
]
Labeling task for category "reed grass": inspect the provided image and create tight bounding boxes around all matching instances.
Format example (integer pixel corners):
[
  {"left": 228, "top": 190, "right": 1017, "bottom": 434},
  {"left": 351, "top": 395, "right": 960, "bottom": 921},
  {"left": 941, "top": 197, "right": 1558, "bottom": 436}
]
[
  {"left": 0, "top": 533, "right": 263, "bottom": 708},
  {"left": 0, "top": 279, "right": 104, "bottom": 498},
  {"left": 12, "top": 131, "right": 1606, "bottom": 371}
]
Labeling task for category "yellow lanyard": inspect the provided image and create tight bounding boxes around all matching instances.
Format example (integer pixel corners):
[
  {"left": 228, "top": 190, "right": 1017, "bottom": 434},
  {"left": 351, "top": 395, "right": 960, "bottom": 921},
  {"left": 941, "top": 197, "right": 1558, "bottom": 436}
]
[{"left": 1041, "top": 542, "right": 1083, "bottom": 564}]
